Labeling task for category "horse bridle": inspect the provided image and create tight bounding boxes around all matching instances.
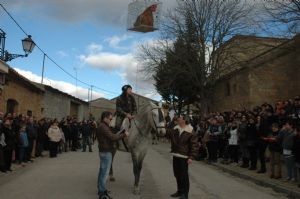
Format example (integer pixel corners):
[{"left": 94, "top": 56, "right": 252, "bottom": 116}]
[
  {"left": 150, "top": 107, "right": 166, "bottom": 133},
  {"left": 131, "top": 107, "right": 166, "bottom": 136}
]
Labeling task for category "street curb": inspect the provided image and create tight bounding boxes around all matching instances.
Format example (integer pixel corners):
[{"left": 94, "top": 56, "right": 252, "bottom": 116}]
[{"left": 211, "top": 163, "right": 300, "bottom": 199}]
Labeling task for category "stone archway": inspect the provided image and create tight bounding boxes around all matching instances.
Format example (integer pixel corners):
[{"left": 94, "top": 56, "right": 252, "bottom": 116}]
[{"left": 6, "top": 99, "right": 19, "bottom": 114}]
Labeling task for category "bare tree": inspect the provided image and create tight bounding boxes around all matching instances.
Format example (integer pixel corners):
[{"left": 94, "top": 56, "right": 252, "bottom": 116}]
[
  {"left": 263, "top": 0, "right": 300, "bottom": 36},
  {"left": 138, "top": 0, "right": 265, "bottom": 113}
]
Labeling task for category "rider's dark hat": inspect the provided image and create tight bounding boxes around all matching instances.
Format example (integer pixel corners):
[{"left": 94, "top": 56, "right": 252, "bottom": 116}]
[{"left": 122, "top": 84, "right": 132, "bottom": 92}]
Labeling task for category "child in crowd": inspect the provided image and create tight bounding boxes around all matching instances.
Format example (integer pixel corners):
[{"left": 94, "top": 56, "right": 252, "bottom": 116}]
[
  {"left": 278, "top": 119, "right": 297, "bottom": 181},
  {"left": 265, "top": 123, "right": 282, "bottom": 179},
  {"left": 19, "top": 125, "right": 29, "bottom": 167},
  {"left": 228, "top": 121, "right": 239, "bottom": 165}
]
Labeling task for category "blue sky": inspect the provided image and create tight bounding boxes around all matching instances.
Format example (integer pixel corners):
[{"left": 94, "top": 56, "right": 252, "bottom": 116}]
[
  {"left": 0, "top": 0, "right": 177, "bottom": 100},
  {"left": 0, "top": 0, "right": 294, "bottom": 101}
]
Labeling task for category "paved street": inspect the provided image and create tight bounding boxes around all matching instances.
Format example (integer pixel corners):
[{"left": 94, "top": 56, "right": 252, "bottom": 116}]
[{"left": 0, "top": 143, "right": 289, "bottom": 199}]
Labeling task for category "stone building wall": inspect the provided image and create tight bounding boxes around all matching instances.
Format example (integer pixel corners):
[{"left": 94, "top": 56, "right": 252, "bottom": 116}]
[
  {"left": 0, "top": 69, "right": 44, "bottom": 118},
  {"left": 210, "top": 34, "right": 300, "bottom": 112}
]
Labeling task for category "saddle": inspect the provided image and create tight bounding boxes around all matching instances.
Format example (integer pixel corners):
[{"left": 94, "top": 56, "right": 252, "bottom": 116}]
[{"left": 111, "top": 117, "right": 131, "bottom": 152}]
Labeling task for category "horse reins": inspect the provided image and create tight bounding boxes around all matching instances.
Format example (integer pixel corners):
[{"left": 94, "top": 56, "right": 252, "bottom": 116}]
[{"left": 121, "top": 107, "right": 166, "bottom": 152}]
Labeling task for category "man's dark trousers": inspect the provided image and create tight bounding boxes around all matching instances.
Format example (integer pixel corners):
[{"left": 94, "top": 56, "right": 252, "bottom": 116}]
[{"left": 173, "top": 156, "right": 189, "bottom": 198}]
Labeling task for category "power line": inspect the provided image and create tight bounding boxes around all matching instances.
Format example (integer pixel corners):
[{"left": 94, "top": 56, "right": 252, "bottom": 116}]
[{"left": 0, "top": 3, "right": 118, "bottom": 97}]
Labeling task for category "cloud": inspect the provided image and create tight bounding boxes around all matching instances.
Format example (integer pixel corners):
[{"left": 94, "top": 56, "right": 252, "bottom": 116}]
[
  {"left": 87, "top": 43, "right": 103, "bottom": 54},
  {"left": 105, "top": 34, "right": 132, "bottom": 49},
  {"left": 57, "top": 50, "right": 69, "bottom": 58},
  {"left": 80, "top": 52, "right": 136, "bottom": 71},
  {"left": 79, "top": 36, "right": 162, "bottom": 99},
  {"left": 13, "top": 67, "right": 105, "bottom": 101},
  {"left": 3, "top": 0, "right": 178, "bottom": 26}
]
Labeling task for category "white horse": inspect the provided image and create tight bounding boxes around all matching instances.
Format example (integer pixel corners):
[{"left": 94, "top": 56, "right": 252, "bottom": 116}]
[{"left": 119, "top": 102, "right": 166, "bottom": 194}]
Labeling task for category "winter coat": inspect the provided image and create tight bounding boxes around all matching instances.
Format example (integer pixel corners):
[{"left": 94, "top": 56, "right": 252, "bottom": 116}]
[
  {"left": 238, "top": 122, "right": 248, "bottom": 145},
  {"left": 47, "top": 126, "right": 62, "bottom": 142},
  {"left": 246, "top": 123, "right": 258, "bottom": 147},
  {"left": 37, "top": 123, "right": 48, "bottom": 142},
  {"left": 228, "top": 128, "right": 238, "bottom": 145},
  {"left": 206, "top": 125, "right": 221, "bottom": 142},
  {"left": 26, "top": 123, "right": 38, "bottom": 140},
  {"left": 268, "top": 130, "right": 282, "bottom": 153},
  {"left": 96, "top": 122, "right": 126, "bottom": 152},
  {"left": 293, "top": 135, "right": 300, "bottom": 163},
  {"left": 2, "top": 126, "right": 15, "bottom": 151},
  {"left": 19, "top": 131, "right": 29, "bottom": 147},
  {"left": 278, "top": 130, "right": 295, "bottom": 155},
  {"left": 81, "top": 124, "right": 91, "bottom": 138},
  {"left": 116, "top": 94, "right": 137, "bottom": 118},
  {"left": 168, "top": 124, "right": 198, "bottom": 160}
]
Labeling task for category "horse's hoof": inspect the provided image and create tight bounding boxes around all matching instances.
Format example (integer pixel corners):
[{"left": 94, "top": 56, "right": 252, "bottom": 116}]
[{"left": 133, "top": 186, "right": 140, "bottom": 195}]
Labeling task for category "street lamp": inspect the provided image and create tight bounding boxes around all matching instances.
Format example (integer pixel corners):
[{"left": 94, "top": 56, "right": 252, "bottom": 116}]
[{"left": 0, "top": 28, "right": 35, "bottom": 62}]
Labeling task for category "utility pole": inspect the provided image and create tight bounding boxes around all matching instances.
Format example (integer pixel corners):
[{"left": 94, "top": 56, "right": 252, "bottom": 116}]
[
  {"left": 41, "top": 53, "right": 46, "bottom": 84},
  {"left": 73, "top": 67, "right": 78, "bottom": 97},
  {"left": 91, "top": 85, "right": 94, "bottom": 101}
]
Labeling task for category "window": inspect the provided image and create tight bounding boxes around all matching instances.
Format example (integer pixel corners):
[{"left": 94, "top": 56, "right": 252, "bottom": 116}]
[
  {"left": 6, "top": 99, "right": 18, "bottom": 114},
  {"left": 0, "top": 73, "right": 5, "bottom": 85},
  {"left": 27, "top": 110, "right": 32, "bottom": 117},
  {"left": 233, "top": 84, "right": 237, "bottom": 94},
  {"left": 226, "top": 82, "right": 231, "bottom": 96}
]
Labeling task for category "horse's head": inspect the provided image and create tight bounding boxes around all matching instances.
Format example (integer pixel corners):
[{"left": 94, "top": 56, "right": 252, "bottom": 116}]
[{"left": 149, "top": 102, "right": 166, "bottom": 136}]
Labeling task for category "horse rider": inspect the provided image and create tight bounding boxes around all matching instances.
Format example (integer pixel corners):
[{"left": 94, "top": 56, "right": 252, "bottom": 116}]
[
  {"left": 109, "top": 84, "right": 137, "bottom": 181},
  {"left": 115, "top": 84, "right": 137, "bottom": 129}
]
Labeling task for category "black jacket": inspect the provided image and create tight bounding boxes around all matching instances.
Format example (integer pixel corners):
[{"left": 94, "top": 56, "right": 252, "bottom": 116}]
[
  {"left": 116, "top": 94, "right": 137, "bottom": 118},
  {"left": 2, "top": 126, "right": 15, "bottom": 151},
  {"left": 293, "top": 135, "right": 300, "bottom": 163},
  {"left": 268, "top": 131, "right": 282, "bottom": 153},
  {"left": 246, "top": 123, "right": 258, "bottom": 147},
  {"left": 26, "top": 123, "right": 38, "bottom": 140},
  {"left": 81, "top": 123, "right": 91, "bottom": 137}
]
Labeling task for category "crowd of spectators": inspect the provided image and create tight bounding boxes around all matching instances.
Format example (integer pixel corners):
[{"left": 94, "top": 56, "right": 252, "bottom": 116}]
[
  {"left": 0, "top": 114, "right": 96, "bottom": 173},
  {"left": 167, "top": 96, "right": 300, "bottom": 187}
]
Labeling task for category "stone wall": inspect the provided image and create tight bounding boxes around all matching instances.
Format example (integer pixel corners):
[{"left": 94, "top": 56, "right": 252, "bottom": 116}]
[
  {"left": 248, "top": 39, "right": 300, "bottom": 107},
  {"left": 0, "top": 74, "right": 43, "bottom": 119},
  {"left": 210, "top": 34, "right": 300, "bottom": 112},
  {"left": 90, "top": 98, "right": 116, "bottom": 121},
  {"left": 211, "top": 68, "right": 251, "bottom": 112},
  {"left": 41, "top": 85, "right": 89, "bottom": 121},
  {"left": 42, "top": 89, "right": 70, "bottom": 120}
]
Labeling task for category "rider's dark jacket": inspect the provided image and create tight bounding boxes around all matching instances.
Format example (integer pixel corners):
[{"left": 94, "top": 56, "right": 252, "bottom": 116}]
[
  {"left": 167, "top": 124, "right": 198, "bottom": 160},
  {"left": 116, "top": 94, "right": 137, "bottom": 118},
  {"left": 115, "top": 94, "right": 137, "bottom": 131}
]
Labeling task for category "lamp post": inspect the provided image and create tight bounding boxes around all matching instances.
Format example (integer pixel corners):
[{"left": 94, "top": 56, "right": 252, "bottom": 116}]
[{"left": 0, "top": 28, "right": 35, "bottom": 62}]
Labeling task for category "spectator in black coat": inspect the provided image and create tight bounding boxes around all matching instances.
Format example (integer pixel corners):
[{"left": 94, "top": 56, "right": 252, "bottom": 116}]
[
  {"left": 265, "top": 123, "right": 283, "bottom": 179},
  {"left": 246, "top": 117, "right": 258, "bottom": 170},
  {"left": 26, "top": 117, "right": 37, "bottom": 161},
  {"left": 70, "top": 120, "right": 79, "bottom": 151},
  {"left": 257, "top": 111, "right": 274, "bottom": 173},
  {"left": 81, "top": 120, "right": 92, "bottom": 152},
  {"left": 36, "top": 119, "right": 48, "bottom": 157},
  {"left": 2, "top": 118, "right": 15, "bottom": 172},
  {"left": 293, "top": 124, "right": 300, "bottom": 187}
]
